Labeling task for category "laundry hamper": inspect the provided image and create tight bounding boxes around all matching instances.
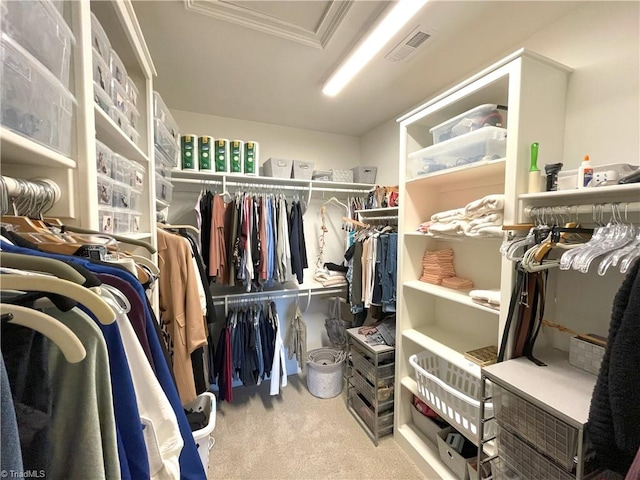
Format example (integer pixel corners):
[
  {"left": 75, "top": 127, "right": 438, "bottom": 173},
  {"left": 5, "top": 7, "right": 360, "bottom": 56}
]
[
  {"left": 184, "top": 392, "right": 216, "bottom": 471},
  {"left": 307, "top": 348, "right": 346, "bottom": 399},
  {"left": 409, "top": 350, "right": 494, "bottom": 442}
]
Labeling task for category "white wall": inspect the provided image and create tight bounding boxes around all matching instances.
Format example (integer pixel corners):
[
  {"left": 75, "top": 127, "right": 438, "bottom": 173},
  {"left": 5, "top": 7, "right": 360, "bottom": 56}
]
[
  {"left": 360, "top": 118, "right": 400, "bottom": 185},
  {"left": 170, "top": 109, "right": 361, "bottom": 172}
]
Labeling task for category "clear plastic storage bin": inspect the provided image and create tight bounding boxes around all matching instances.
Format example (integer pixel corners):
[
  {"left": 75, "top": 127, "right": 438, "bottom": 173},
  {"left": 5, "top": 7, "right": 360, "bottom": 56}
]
[
  {"left": 1, "top": 34, "right": 75, "bottom": 156},
  {"left": 94, "top": 80, "right": 112, "bottom": 114},
  {"left": 97, "top": 175, "right": 114, "bottom": 206},
  {"left": 98, "top": 208, "right": 115, "bottom": 234},
  {"left": 126, "top": 124, "right": 140, "bottom": 146},
  {"left": 131, "top": 163, "right": 145, "bottom": 192},
  {"left": 430, "top": 104, "right": 507, "bottom": 144},
  {"left": 96, "top": 140, "right": 113, "bottom": 177},
  {"left": 407, "top": 127, "right": 507, "bottom": 180},
  {"left": 114, "top": 209, "right": 130, "bottom": 234},
  {"left": 1, "top": 0, "right": 75, "bottom": 88},
  {"left": 109, "top": 105, "right": 127, "bottom": 130},
  {"left": 125, "top": 100, "right": 139, "bottom": 130},
  {"left": 92, "top": 47, "right": 110, "bottom": 93},
  {"left": 130, "top": 211, "right": 142, "bottom": 233},
  {"left": 155, "top": 173, "right": 174, "bottom": 203},
  {"left": 126, "top": 77, "right": 139, "bottom": 108},
  {"left": 153, "top": 91, "right": 180, "bottom": 142},
  {"left": 110, "top": 78, "right": 127, "bottom": 114},
  {"left": 111, "top": 154, "right": 129, "bottom": 184},
  {"left": 90, "top": 12, "right": 111, "bottom": 60},
  {"left": 154, "top": 119, "right": 179, "bottom": 161},
  {"left": 112, "top": 182, "right": 131, "bottom": 209},
  {"left": 109, "top": 48, "right": 127, "bottom": 87},
  {"left": 130, "top": 190, "right": 142, "bottom": 211},
  {"left": 155, "top": 145, "right": 176, "bottom": 168}
]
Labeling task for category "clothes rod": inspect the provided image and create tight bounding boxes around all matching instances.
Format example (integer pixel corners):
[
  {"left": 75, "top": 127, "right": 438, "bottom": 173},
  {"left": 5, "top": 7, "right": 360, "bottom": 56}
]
[
  {"left": 524, "top": 202, "right": 640, "bottom": 218},
  {"left": 211, "top": 286, "right": 346, "bottom": 306},
  {"left": 171, "top": 178, "right": 308, "bottom": 192}
]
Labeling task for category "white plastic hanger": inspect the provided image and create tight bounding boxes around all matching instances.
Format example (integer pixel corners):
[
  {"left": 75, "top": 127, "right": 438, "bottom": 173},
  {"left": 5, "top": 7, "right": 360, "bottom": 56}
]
[
  {"left": 1, "top": 274, "right": 116, "bottom": 325},
  {"left": 126, "top": 254, "right": 160, "bottom": 276},
  {"left": 2, "top": 304, "right": 86, "bottom": 363}
]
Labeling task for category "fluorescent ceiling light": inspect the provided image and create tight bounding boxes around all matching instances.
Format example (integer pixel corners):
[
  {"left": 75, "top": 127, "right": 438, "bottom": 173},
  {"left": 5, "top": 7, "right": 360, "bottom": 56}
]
[{"left": 322, "top": 0, "right": 428, "bottom": 97}]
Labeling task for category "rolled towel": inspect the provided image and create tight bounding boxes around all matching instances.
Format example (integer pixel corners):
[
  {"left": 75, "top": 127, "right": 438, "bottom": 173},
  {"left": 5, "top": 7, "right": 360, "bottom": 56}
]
[
  {"left": 469, "top": 289, "right": 501, "bottom": 305},
  {"left": 430, "top": 208, "right": 467, "bottom": 223},
  {"left": 464, "top": 194, "right": 505, "bottom": 218}
]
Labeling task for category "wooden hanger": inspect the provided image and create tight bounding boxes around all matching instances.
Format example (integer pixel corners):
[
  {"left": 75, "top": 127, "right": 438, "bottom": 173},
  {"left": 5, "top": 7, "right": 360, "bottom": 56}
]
[
  {"left": 342, "top": 216, "right": 369, "bottom": 229},
  {"left": 1, "top": 304, "right": 86, "bottom": 363},
  {"left": 1, "top": 274, "right": 116, "bottom": 325},
  {"left": 0, "top": 252, "right": 86, "bottom": 284},
  {"left": 157, "top": 223, "right": 199, "bottom": 236}
]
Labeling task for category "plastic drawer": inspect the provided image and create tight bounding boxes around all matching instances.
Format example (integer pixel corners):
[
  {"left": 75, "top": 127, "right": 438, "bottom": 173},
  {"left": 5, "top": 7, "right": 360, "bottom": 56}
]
[
  {"left": 153, "top": 91, "right": 180, "bottom": 142},
  {"left": 94, "top": 80, "right": 113, "bottom": 115},
  {"left": 498, "top": 426, "right": 574, "bottom": 480},
  {"left": 350, "top": 346, "right": 395, "bottom": 387},
  {"left": 111, "top": 78, "right": 127, "bottom": 114},
  {"left": 154, "top": 118, "right": 180, "bottom": 161},
  {"left": 131, "top": 163, "right": 146, "bottom": 192},
  {"left": 156, "top": 163, "right": 173, "bottom": 181},
  {"left": 109, "top": 106, "right": 128, "bottom": 131},
  {"left": 407, "top": 127, "right": 507, "bottom": 180},
  {"left": 96, "top": 140, "right": 113, "bottom": 177},
  {"left": 111, "top": 154, "right": 130, "bottom": 184},
  {"left": 130, "top": 211, "right": 142, "bottom": 233},
  {"left": 130, "top": 190, "right": 142, "bottom": 211},
  {"left": 98, "top": 208, "right": 115, "bottom": 234},
  {"left": 349, "top": 389, "right": 394, "bottom": 435},
  {"left": 430, "top": 104, "right": 507, "bottom": 144},
  {"left": 2, "top": 0, "right": 75, "bottom": 87},
  {"left": 114, "top": 209, "right": 130, "bottom": 234},
  {"left": 92, "top": 47, "right": 110, "bottom": 93},
  {"left": 112, "top": 182, "right": 131, "bottom": 209},
  {"left": 125, "top": 100, "right": 140, "bottom": 130},
  {"left": 493, "top": 383, "right": 578, "bottom": 471},
  {"left": 155, "top": 173, "right": 173, "bottom": 203},
  {"left": 97, "top": 175, "right": 113, "bottom": 206},
  {"left": 126, "top": 124, "right": 140, "bottom": 147},
  {"left": 349, "top": 368, "right": 394, "bottom": 404},
  {"left": 90, "top": 12, "right": 111, "bottom": 60},
  {"left": 109, "top": 48, "right": 127, "bottom": 87},
  {"left": 155, "top": 144, "right": 177, "bottom": 168},
  {"left": 126, "top": 77, "right": 139, "bottom": 108}
]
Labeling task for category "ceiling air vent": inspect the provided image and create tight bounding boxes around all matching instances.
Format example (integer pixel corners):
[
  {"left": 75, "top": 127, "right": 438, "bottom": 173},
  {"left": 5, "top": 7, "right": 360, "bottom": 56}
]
[{"left": 385, "top": 27, "right": 431, "bottom": 63}]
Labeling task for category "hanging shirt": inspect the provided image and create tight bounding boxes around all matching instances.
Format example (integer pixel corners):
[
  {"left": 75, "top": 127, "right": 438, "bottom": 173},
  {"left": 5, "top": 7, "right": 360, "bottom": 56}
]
[
  {"left": 268, "top": 302, "right": 288, "bottom": 396},
  {"left": 1, "top": 353, "right": 23, "bottom": 475}
]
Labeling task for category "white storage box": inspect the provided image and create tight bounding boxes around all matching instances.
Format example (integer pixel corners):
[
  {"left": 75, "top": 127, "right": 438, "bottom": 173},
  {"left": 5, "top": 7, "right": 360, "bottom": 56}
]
[
  {"left": 569, "top": 336, "right": 604, "bottom": 375},
  {"left": 184, "top": 392, "right": 216, "bottom": 472},
  {"left": 156, "top": 173, "right": 174, "bottom": 203},
  {"left": 430, "top": 104, "right": 507, "bottom": 144},
  {"left": 410, "top": 403, "right": 443, "bottom": 445},
  {"left": 125, "top": 77, "right": 139, "bottom": 108},
  {"left": 1, "top": 35, "right": 75, "bottom": 156},
  {"left": 409, "top": 350, "right": 494, "bottom": 442},
  {"left": 109, "top": 48, "right": 127, "bottom": 87},
  {"left": 331, "top": 169, "right": 353, "bottom": 183},
  {"left": 90, "top": 12, "right": 111, "bottom": 60},
  {"left": 407, "top": 127, "right": 507, "bottom": 180},
  {"left": 97, "top": 175, "right": 114, "bottom": 206},
  {"left": 1, "top": 0, "right": 75, "bottom": 88},
  {"left": 154, "top": 119, "right": 180, "bottom": 162},
  {"left": 96, "top": 140, "right": 113, "bottom": 177},
  {"left": 437, "top": 427, "right": 476, "bottom": 480},
  {"left": 263, "top": 158, "right": 293, "bottom": 179},
  {"left": 94, "top": 80, "right": 113, "bottom": 115},
  {"left": 352, "top": 166, "right": 377, "bottom": 184},
  {"left": 92, "top": 47, "right": 110, "bottom": 93},
  {"left": 292, "top": 160, "right": 314, "bottom": 180}
]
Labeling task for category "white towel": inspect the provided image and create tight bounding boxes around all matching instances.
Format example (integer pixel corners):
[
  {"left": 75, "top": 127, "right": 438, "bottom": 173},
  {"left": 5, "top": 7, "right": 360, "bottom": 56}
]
[
  {"left": 430, "top": 208, "right": 467, "bottom": 223},
  {"left": 468, "top": 212, "right": 503, "bottom": 229},
  {"left": 464, "top": 194, "right": 505, "bottom": 218},
  {"left": 466, "top": 225, "right": 504, "bottom": 238},
  {"left": 428, "top": 220, "right": 470, "bottom": 236},
  {"left": 469, "top": 289, "right": 501, "bottom": 305}
]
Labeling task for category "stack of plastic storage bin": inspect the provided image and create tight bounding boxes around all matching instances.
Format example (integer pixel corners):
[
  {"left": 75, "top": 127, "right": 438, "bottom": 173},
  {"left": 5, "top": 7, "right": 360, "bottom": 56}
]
[
  {"left": 153, "top": 92, "right": 179, "bottom": 206},
  {"left": 0, "top": 0, "right": 76, "bottom": 156},
  {"left": 91, "top": 12, "right": 141, "bottom": 146},
  {"left": 96, "top": 140, "right": 145, "bottom": 234}
]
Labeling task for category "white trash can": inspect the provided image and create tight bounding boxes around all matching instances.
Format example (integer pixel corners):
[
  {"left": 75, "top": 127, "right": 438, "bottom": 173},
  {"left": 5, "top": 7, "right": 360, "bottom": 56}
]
[
  {"left": 306, "top": 348, "right": 346, "bottom": 399},
  {"left": 184, "top": 392, "right": 216, "bottom": 472}
]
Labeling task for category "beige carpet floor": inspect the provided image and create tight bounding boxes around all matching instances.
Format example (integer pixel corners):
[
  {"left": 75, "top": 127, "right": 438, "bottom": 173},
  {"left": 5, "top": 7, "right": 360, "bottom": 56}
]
[{"left": 207, "top": 375, "right": 424, "bottom": 480}]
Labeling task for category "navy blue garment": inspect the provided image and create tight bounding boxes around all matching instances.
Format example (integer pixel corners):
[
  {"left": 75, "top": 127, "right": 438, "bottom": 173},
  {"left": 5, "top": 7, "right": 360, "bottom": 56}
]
[
  {"left": 0, "top": 241, "right": 208, "bottom": 480},
  {"left": 1, "top": 352, "right": 24, "bottom": 474}
]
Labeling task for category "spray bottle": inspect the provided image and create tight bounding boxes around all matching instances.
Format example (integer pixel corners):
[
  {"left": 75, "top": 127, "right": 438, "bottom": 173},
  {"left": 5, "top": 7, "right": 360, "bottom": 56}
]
[
  {"left": 528, "top": 142, "right": 541, "bottom": 193},
  {"left": 578, "top": 155, "right": 593, "bottom": 189}
]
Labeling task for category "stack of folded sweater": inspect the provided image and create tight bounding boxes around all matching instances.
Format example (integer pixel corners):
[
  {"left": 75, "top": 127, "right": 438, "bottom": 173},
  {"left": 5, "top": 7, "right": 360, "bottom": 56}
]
[
  {"left": 313, "top": 267, "right": 347, "bottom": 287},
  {"left": 419, "top": 248, "right": 473, "bottom": 289},
  {"left": 417, "top": 194, "right": 504, "bottom": 238}
]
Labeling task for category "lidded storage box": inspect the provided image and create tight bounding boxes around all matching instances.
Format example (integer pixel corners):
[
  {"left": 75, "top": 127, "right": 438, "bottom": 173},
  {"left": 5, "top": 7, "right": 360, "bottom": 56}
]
[
  {"left": 90, "top": 12, "right": 111, "bottom": 60},
  {"left": 430, "top": 104, "right": 507, "bottom": 144}
]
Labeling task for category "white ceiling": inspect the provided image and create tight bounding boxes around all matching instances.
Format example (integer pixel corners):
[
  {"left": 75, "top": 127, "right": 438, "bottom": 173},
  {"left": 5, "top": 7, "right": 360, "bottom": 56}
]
[{"left": 132, "top": 0, "right": 580, "bottom": 137}]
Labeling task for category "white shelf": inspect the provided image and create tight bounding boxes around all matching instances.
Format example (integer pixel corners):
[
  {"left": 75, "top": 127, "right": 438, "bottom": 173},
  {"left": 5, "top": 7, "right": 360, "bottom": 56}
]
[
  {"left": 94, "top": 105, "right": 149, "bottom": 165},
  {"left": 404, "top": 231, "right": 503, "bottom": 242},
  {"left": 0, "top": 127, "right": 76, "bottom": 168},
  {"left": 355, "top": 207, "right": 399, "bottom": 216},
  {"left": 406, "top": 158, "right": 506, "bottom": 189},
  {"left": 403, "top": 280, "right": 500, "bottom": 315},
  {"left": 403, "top": 328, "right": 484, "bottom": 378},
  {"left": 519, "top": 183, "right": 640, "bottom": 205},
  {"left": 483, "top": 348, "right": 597, "bottom": 427},
  {"left": 396, "top": 424, "right": 457, "bottom": 480},
  {"left": 120, "top": 232, "right": 152, "bottom": 241}
]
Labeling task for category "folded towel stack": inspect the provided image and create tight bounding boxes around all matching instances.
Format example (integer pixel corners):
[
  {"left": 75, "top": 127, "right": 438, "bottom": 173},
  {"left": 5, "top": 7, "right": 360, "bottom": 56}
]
[
  {"left": 419, "top": 248, "right": 473, "bottom": 289},
  {"left": 313, "top": 268, "right": 347, "bottom": 287},
  {"left": 417, "top": 194, "right": 505, "bottom": 238}
]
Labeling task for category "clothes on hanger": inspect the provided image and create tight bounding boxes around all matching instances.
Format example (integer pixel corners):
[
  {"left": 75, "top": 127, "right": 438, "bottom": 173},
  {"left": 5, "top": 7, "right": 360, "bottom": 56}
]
[{"left": 0, "top": 234, "right": 207, "bottom": 480}]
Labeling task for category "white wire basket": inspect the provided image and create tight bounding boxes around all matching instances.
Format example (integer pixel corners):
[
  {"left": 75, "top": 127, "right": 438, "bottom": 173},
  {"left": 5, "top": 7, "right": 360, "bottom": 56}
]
[{"left": 409, "top": 350, "right": 495, "bottom": 442}]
